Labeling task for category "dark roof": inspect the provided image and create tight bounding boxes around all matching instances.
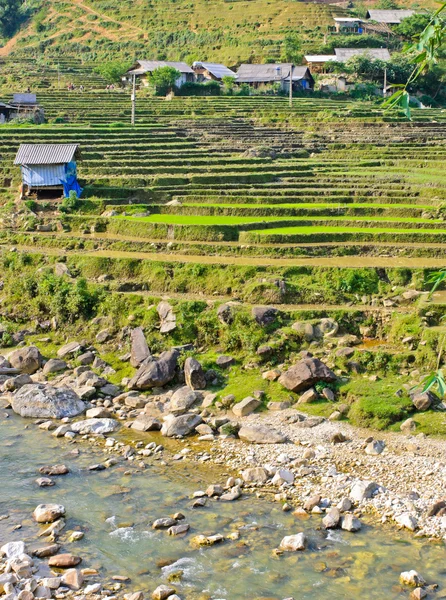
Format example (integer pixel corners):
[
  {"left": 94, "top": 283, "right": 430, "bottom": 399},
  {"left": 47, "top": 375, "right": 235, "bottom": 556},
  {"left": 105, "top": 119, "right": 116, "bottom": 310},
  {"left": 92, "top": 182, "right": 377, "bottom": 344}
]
[
  {"left": 366, "top": 9, "right": 415, "bottom": 23},
  {"left": 236, "top": 64, "right": 312, "bottom": 83},
  {"left": 12, "top": 93, "right": 37, "bottom": 105},
  {"left": 192, "top": 62, "right": 236, "bottom": 78},
  {"left": 335, "top": 48, "right": 391, "bottom": 61},
  {"left": 0, "top": 102, "right": 13, "bottom": 109},
  {"left": 14, "top": 144, "right": 79, "bottom": 166},
  {"left": 127, "top": 60, "right": 194, "bottom": 75}
]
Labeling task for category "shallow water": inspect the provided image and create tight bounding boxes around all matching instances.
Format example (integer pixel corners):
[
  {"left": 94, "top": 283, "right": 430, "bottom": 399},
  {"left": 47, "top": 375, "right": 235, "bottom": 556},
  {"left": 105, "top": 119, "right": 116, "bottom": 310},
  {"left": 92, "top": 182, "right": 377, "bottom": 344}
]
[{"left": 1, "top": 411, "right": 445, "bottom": 600}]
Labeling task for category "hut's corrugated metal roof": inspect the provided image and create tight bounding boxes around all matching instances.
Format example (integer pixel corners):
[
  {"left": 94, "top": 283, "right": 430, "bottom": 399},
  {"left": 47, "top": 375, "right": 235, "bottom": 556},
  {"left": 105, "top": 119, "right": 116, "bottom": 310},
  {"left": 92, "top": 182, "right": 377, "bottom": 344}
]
[
  {"left": 14, "top": 144, "right": 79, "bottom": 165},
  {"left": 127, "top": 60, "right": 194, "bottom": 75},
  {"left": 335, "top": 48, "right": 391, "bottom": 61},
  {"left": 193, "top": 62, "right": 236, "bottom": 78},
  {"left": 305, "top": 55, "right": 337, "bottom": 63},
  {"left": 12, "top": 93, "right": 37, "bottom": 105},
  {"left": 236, "top": 64, "right": 311, "bottom": 82},
  {"left": 366, "top": 9, "right": 415, "bottom": 23}
]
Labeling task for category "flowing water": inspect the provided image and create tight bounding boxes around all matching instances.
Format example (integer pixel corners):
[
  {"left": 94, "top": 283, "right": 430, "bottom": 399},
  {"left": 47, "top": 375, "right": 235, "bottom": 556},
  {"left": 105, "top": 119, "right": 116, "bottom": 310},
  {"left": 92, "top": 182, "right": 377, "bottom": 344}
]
[{"left": 1, "top": 411, "right": 445, "bottom": 600}]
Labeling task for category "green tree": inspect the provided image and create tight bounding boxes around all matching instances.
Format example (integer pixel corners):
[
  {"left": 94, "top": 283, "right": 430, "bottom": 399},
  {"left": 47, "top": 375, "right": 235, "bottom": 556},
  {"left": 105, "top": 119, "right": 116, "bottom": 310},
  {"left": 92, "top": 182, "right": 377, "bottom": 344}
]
[
  {"left": 376, "top": 0, "right": 398, "bottom": 9},
  {"left": 222, "top": 75, "right": 236, "bottom": 94},
  {"left": 395, "top": 13, "right": 432, "bottom": 39},
  {"left": 0, "top": 0, "right": 27, "bottom": 37},
  {"left": 148, "top": 66, "right": 181, "bottom": 95},
  {"left": 281, "top": 33, "right": 303, "bottom": 63},
  {"left": 94, "top": 61, "right": 130, "bottom": 84}
]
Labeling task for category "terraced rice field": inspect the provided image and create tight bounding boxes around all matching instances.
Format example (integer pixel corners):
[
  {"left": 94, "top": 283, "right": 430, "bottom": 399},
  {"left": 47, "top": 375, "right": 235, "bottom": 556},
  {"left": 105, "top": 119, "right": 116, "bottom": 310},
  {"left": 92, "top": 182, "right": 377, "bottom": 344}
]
[{"left": 0, "top": 93, "right": 445, "bottom": 275}]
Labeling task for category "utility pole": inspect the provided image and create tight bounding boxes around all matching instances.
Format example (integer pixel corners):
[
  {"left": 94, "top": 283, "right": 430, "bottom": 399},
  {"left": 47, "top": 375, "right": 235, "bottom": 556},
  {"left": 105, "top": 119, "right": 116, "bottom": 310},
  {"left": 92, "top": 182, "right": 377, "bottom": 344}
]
[
  {"left": 58, "top": 64, "right": 60, "bottom": 90},
  {"left": 131, "top": 74, "right": 136, "bottom": 126},
  {"left": 383, "top": 67, "right": 387, "bottom": 98},
  {"left": 289, "top": 64, "right": 294, "bottom": 108}
]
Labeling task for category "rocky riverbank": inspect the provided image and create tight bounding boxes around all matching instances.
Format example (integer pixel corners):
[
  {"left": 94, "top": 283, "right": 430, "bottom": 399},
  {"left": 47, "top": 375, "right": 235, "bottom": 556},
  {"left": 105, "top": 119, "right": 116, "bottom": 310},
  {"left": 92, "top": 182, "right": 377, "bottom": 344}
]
[{"left": 1, "top": 337, "right": 446, "bottom": 599}]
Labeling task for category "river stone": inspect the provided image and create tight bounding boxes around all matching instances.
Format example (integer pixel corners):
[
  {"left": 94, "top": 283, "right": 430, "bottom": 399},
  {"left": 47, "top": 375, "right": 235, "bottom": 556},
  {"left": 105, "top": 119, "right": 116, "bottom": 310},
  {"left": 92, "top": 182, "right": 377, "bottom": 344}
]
[
  {"left": 170, "top": 386, "right": 201, "bottom": 414},
  {"left": 70, "top": 418, "right": 119, "bottom": 435},
  {"left": 252, "top": 306, "right": 279, "bottom": 326},
  {"left": 184, "top": 357, "right": 206, "bottom": 390},
  {"left": 39, "top": 464, "right": 69, "bottom": 476},
  {"left": 400, "top": 570, "right": 426, "bottom": 587},
  {"left": 1, "top": 541, "right": 26, "bottom": 558},
  {"left": 322, "top": 507, "right": 341, "bottom": 529},
  {"left": 157, "top": 302, "right": 176, "bottom": 334},
  {"left": 341, "top": 514, "right": 362, "bottom": 532},
  {"left": 131, "top": 415, "right": 162, "bottom": 432},
  {"left": 77, "top": 351, "right": 95, "bottom": 365},
  {"left": 395, "top": 513, "right": 419, "bottom": 531},
  {"left": 152, "top": 518, "right": 176, "bottom": 529},
  {"left": 8, "top": 346, "right": 43, "bottom": 374},
  {"left": 33, "top": 504, "right": 65, "bottom": 523},
  {"left": 238, "top": 425, "right": 286, "bottom": 444},
  {"left": 279, "top": 358, "right": 336, "bottom": 393},
  {"left": 298, "top": 388, "right": 318, "bottom": 404},
  {"left": 43, "top": 359, "right": 67, "bottom": 375},
  {"left": 33, "top": 544, "right": 60, "bottom": 558},
  {"left": 272, "top": 468, "right": 294, "bottom": 485},
  {"left": 152, "top": 585, "right": 175, "bottom": 600},
  {"left": 350, "top": 480, "right": 379, "bottom": 503},
  {"left": 232, "top": 396, "right": 261, "bottom": 417},
  {"left": 279, "top": 533, "right": 306, "bottom": 551},
  {"left": 400, "top": 418, "right": 417, "bottom": 433},
  {"left": 304, "top": 495, "right": 321, "bottom": 512},
  {"left": 48, "top": 554, "right": 81, "bottom": 568},
  {"left": 168, "top": 523, "right": 189, "bottom": 536},
  {"left": 12, "top": 384, "right": 85, "bottom": 419},
  {"left": 61, "top": 568, "right": 84, "bottom": 590},
  {"left": 57, "top": 342, "right": 83, "bottom": 358},
  {"left": 241, "top": 467, "right": 268, "bottom": 483},
  {"left": 86, "top": 407, "right": 111, "bottom": 419},
  {"left": 130, "top": 327, "right": 151, "bottom": 368},
  {"left": 129, "top": 350, "right": 179, "bottom": 390},
  {"left": 365, "top": 440, "right": 385, "bottom": 455},
  {"left": 161, "top": 413, "right": 202, "bottom": 437}
]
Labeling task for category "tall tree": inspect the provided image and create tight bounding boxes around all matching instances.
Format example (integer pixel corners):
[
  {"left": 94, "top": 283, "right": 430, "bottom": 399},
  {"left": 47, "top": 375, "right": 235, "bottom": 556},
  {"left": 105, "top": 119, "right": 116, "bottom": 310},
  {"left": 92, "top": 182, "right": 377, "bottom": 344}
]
[{"left": 0, "top": 0, "right": 25, "bottom": 37}]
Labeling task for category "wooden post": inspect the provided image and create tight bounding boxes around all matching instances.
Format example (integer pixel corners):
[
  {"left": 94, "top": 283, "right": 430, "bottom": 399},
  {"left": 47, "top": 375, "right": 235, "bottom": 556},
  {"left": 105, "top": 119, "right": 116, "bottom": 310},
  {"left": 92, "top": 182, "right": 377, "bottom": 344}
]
[
  {"left": 131, "top": 74, "right": 136, "bottom": 126},
  {"left": 289, "top": 64, "right": 294, "bottom": 108},
  {"left": 383, "top": 67, "right": 387, "bottom": 98}
]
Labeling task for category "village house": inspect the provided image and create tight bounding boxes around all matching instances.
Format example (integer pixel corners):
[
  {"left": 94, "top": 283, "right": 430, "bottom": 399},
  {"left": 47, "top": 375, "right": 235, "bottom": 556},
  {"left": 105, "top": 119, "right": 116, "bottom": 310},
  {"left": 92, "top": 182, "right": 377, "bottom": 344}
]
[
  {"left": 123, "top": 61, "right": 195, "bottom": 87},
  {"left": 192, "top": 62, "right": 236, "bottom": 82},
  {"left": 0, "top": 102, "right": 13, "bottom": 123},
  {"left": 365, "top": 9, "right": 416, "bottom": 24},
  {"left": 15, "top": 144, "right": 82, "bottom": 199},
  {"left": 236, "top": 64, "right": 314, "bottom": 91},
  {"left": 1, "top": 94, "right": 43, "bottom": 123},
  {"left": 305, "top": 48, "right": 391, "bottom": 72},
  {"left": 332, "top": 17, "right": 364, "bottom": 34}
]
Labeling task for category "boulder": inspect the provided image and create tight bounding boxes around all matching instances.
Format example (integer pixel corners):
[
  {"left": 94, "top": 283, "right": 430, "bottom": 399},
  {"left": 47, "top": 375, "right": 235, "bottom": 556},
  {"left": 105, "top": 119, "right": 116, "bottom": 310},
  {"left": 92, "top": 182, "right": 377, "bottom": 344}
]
[
  {"left": 43, "top": 359, "right": 67, "bottom": 375},
  {"left": 341, "top": 514, "right": 362, "bottom": 532},
  {"left": 157, "top": 302, "right": 176, "bottom": 334},
  {"left": 217, "top": 303, "right": 233, "bottom": 325},
  {"left": 365, "top": 440, "right": 385, "bottom": 455},
  {"left": 395, "top": 513, "right": 419, "bottom": 531},
  {"left": 232, "top": 396, "right": 261, "bottom": 417},
  {"left": 1, "top": 541, "right": 26, "bottom": 558},
  {"left": 400, "top": 418, "right": 417, "bottom": 434},
  {"left": 241, "top": 467, "right": 268, "bottom": 483},
  {"left": 33, "top": 504, "right": 65, "bottom": 523},
  {"left": 131, "top": 415, "right": 162, "bottom": 432},
  {"left": 319, "top": 318, "right": 339, "bottom": 337},
  {"left": 252, "top": 306, "right": 278, "bottom": 326},
  {"left": 55, "top": 263, "right": 71, "bottom": 277},
  {"left": 161, "top": 413, "right": 202, "bottom": 437},
  {"left": 272, "top": 468, "right": 294, "bottom": 485},
  {"left": 130, "top": 327, "right": 151, "bottom": 368},
  {"left": 152, "top": 586, "right": 175, "bottom": 600},
  {"left": 216, "top": 355, "right": 234, "bottom": 368},
  {"left": 279, "top": 533, "right": 306, "bottom": 551},
  {"left": 70, "top": 418, "right": 119, "bottom": 435},
  {"left": 48, "top": 554, "right": 81, "bottom": 568},
  {"left": 57, "top": 342, "right": 83, "bottom": 358},
  {"left": 85, "top": 407, "right": 111, "bottom": 419},
  {"left": 411, "top": 390, "right": 437, "bottom": 411},
  {"left": 399, "top": 571, "right": 426, "bottom": 587},
  {"left": 322, "top": 507, "right": 341, "bottom": 529},
  {"left": 129, "top": 350, "right": 178, "bottom": 390},
  {"left": 170, "top": 386, "right": 201, "bottom": 414},
  {"left": 12, "top": 385, "right": 85, "bottom": 419},
  {"left": 184, "top": 357, "right": 206, "bottom": 390},
  {"left": 350, "top": 480, "right": 379, "bottom": 503},
  {"left": 279, "top": 358, "right": 336, "bottom": 393},
  {"left": 9, "top": 346, "right": 43, "bottom": 374},
  {"left": 297, "top": 388, "right": 318, "bottom": 404},
  {"left": 238, "top": 425, "right": 286, "bottom": 444}
]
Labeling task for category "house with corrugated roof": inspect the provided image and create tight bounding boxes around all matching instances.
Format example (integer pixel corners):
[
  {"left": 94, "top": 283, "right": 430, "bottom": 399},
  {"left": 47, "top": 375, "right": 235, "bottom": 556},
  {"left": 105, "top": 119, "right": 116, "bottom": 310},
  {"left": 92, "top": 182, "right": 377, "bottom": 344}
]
[
  {"left": 236, "top": 64, "right": 314, "bottom": 90},
  {"left": 14, "top": 144, "right": 82, "bottom": 199},
  {"left": 305, "top": 48, "right": 391, "bottom": 72},
  {"left": 192, "top": 62, "right": 236, "bottom": 82},
  {"left": 366, "top": 9, "right": 416, "bottom": 24},
  {"left": 123, "top": 61, "right": 195, "bottom": 87}
]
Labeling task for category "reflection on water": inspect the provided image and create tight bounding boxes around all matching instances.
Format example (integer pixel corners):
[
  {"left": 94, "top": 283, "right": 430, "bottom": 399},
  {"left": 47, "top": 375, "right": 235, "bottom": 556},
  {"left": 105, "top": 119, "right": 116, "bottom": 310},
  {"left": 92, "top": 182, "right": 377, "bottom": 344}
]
[{"left": 1, "top": 412, "right": 445, "bottom": 599}]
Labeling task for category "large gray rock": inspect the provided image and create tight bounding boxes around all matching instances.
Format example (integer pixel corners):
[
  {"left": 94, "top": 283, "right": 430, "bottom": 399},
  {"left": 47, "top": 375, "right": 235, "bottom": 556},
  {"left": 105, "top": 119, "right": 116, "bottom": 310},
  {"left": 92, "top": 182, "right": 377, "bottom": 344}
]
[
  {"left": 238, "top": 425, "right": 286, "bottom": 444},
  {"left": 217, "top": 304, "right": 233, "bottom": 325},
  {"left": 232, "top": 396, "right": 261, "bottom": 417},
  {"left": 9, "top": 346, "right": 43, "bottom": 374},
  {"left": 350, "top": 480, "right": 379, "bottom": 503},
  {"left": 411, "top": 390, "right": 437, "bottom": 411},
  {"left": 57, "top": 342, "right": 83, "bottom": 359},
  {"left": 131, "top": 415, "right": 162, "bottom": 432},
  {"left": 161, "top": 413, "right": 202, "bottom": 437},
  {"left": 241, "top": 467, "right": 268, "bottom": 483},
  {"left": 12, "top": 384, "right": 85, "bottom": 419},
  {"left": 43, "top": 359, "right": 67, "bottom": 375},
  {"left": 157, "top": 302, "right": 176, "bottom": 334},
  {"left": 170, "top": 386, "right": 201, "bottom": 414},
  {"left": 129, "top": 350, "right": 179, "bottom": 390},
  {"left": 70, "top": 418, "right": 118, "bottom": 435},
  {"left": 279, "top": 358, "right": 336, "bottom": 393},
  {"left": 184, "top": 357, "right": 206, "bottom": 390},
  {"left": 279, "top": 533, "right": 306, "bottom": 551},
  {"left": 130, "top": 327, "right": 151, "bottom": 368},
  {"left": 252, "top": 306, "right": 278, "bottom": 326}
]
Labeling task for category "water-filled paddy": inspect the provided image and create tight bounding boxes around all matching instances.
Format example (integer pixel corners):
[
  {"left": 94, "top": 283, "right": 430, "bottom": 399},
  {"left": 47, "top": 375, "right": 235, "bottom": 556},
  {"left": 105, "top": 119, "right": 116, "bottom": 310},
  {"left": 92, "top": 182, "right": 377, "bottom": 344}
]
[{"left": 1, "top": 412, "right": 445, "bottom": 599}]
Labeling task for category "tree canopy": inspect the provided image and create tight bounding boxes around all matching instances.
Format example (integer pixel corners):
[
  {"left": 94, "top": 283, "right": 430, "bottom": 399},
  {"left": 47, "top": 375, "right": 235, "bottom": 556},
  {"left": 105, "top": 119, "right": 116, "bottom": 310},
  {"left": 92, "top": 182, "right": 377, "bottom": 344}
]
[
  {"left": 94, "top": 61, "right": 130, "bottom": 83},
  {"left": 0, "top": 0, "right": 27, "bottom": 37},
  {"left": 148, "top": 66, "right": 181, "bottom": 95}
]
